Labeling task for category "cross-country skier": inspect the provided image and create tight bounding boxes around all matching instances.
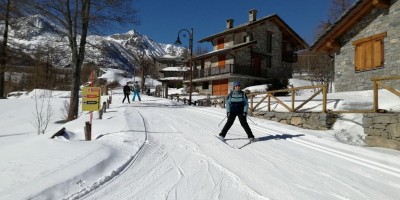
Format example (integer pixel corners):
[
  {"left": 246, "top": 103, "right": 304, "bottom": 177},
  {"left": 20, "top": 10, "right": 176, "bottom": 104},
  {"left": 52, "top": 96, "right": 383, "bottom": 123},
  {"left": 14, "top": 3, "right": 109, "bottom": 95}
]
[
  {"left": 122, "top": 82, "right": 131, "bottom": 103},
  {"left": 132, "top": 81, "right": 141, "bottom": 101},
  {"left": 218, "top": 81, "right": 255, "bottom": 142}
]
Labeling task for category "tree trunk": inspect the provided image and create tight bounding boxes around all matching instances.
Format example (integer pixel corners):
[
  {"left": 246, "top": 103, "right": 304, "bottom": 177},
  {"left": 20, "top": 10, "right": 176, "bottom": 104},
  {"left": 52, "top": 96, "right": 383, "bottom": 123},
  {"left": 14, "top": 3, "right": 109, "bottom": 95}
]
[
  {"left": 67, "top": 0, "right": 91, "bottom": 121},
  {"left": 0, "top": 0, "right": 10, "bottom": 98}
]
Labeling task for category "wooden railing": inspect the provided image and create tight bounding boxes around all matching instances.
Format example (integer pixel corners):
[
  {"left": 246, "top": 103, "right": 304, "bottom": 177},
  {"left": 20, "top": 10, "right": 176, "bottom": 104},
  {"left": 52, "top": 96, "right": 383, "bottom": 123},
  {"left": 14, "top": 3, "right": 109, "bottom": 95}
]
[
  {"left": 372, "top": 75, "right": 400, "bottom": 112},
  {"left": 249, "top": 85, "right": 327, "bottom": 113},
  {"left": 248, "top": 75, "right": 400, "bottom": 114}
]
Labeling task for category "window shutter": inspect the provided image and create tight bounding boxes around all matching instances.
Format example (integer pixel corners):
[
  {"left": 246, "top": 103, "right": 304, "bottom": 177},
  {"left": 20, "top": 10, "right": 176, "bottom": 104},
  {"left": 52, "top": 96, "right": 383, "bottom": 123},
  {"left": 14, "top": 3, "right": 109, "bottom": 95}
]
[
  {"left": 352, "top": 32, "right": 386, "bottom": 71},
  {"left": 373, "top": 39, "right": 383, "bottom": 67},
  {"left": 365, "top": 41, "right": 373, "bottom": 70},
  {"left": 354, "top": 45, "right": 365, "bottom": 71}
]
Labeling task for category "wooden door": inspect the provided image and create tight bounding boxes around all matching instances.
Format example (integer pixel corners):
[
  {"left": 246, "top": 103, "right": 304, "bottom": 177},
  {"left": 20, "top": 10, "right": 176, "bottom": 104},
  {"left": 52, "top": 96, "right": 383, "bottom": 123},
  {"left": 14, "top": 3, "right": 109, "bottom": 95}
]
[{"left": 212, "top": 79, "right": 228, "bottom": 96}]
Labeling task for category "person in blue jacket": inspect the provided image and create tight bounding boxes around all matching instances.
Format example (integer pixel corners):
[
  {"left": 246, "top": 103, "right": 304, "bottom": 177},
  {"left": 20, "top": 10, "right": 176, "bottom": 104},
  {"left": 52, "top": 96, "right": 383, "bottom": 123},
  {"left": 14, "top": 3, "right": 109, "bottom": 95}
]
[
  {"left": 218, "top": 81, "right": 255, "bottom": 142},
  {"left": 132, "top": 81, "right": 141, "bottom": 101}
]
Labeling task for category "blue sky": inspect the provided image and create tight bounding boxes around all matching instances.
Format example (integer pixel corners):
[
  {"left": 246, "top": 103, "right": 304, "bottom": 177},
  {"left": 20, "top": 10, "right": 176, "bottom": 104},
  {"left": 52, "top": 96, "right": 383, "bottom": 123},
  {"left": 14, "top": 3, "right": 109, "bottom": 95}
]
[{"left": 109, "top": 0, "right": 332, "bottom": 50}]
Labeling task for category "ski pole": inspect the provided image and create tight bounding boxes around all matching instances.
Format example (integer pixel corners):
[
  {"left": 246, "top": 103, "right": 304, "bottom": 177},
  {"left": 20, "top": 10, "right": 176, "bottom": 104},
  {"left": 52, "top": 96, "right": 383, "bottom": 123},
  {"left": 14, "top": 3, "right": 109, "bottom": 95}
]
[
  {"left": 247, "top": 116, "right": 257, "bottom": 125},
  {"left": 217, "top": 116, "right": 227, "bottom": 127}
]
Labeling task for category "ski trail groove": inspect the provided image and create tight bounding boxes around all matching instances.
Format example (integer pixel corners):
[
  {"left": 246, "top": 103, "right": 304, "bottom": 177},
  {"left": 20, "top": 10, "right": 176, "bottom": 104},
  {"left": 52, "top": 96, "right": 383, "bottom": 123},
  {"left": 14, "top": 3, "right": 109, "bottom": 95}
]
[
  {"left": 69, "top": 109, "right": 149, "bottom": 200},
  {"left": 188, "top": 106, "right": 400, "bottom": 178}
]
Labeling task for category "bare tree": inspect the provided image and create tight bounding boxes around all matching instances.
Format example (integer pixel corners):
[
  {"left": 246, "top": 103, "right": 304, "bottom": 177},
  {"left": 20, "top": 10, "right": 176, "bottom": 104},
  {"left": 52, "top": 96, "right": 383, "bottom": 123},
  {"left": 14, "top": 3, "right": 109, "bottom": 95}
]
[
  {"left": 293, "top": 50, "right": 334, "bottom": 91},
  {"left": 0, "top": 0, "right": 25, "bottom": 98},
  {"left": 22, "top": 0, "right": 138, "bottom": 121},
  {"left": 314, "top": 20, "right": 332, "bottom": 40},
  {"left": 137, "top": 56, "right": 155, "bottom": 91},
  {"left": 329, "top": 0, "right": 356, "bottom": 21},
  {"left": 32, "top": 89, "right": 53, "bottom": 134},
  {"left": 0, "top": 0, "right": 11, "bottom": 98},
  {"left": 314, "top": 0, "right": 355, "bottom": 39}
]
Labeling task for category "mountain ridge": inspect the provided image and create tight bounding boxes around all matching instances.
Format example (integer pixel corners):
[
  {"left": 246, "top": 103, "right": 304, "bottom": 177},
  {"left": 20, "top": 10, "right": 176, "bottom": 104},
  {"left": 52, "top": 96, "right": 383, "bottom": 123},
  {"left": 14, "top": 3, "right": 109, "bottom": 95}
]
[{"left": 0, "top": 15, "right": 186, "bottom": 72}]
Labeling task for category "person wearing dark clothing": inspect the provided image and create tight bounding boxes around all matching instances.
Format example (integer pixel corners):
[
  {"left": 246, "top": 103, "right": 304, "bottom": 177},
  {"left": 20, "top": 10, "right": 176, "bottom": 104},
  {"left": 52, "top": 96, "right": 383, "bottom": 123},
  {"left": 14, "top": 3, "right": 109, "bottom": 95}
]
[
  {"left": 122, "top": 82, "right": 131, "bottom": 103},
  {"left": 218, "top": 81, "right": 255, "bottom": 142},
  {"left": 132, "top": 81, "right": 141, "bottom": 101}
]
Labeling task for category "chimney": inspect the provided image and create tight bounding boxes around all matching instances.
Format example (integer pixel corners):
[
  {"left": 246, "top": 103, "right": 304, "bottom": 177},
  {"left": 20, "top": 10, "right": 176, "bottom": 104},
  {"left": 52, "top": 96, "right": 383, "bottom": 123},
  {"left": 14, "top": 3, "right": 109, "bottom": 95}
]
[
  {"left": 226, "top": 18, "right": 234, "bottom": 29},
  {"left": 248, "top": 9, "right": 257, "bottom": 22}
]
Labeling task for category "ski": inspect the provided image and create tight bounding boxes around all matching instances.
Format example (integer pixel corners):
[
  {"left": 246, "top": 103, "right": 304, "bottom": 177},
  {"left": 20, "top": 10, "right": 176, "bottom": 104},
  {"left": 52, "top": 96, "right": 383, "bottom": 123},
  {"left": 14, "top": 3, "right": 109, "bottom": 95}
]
[
  {"left": 215, "top": 136, "right": 257, "bottom": 149},
  {"left": 237, "top": 141, "right": 252, "bottom": 149},
  {"left": 214, "top": 135, "right": 236, "bottom": 149},
  {"left": 237, "top": 138, "right": 258, "bottom": 149}
]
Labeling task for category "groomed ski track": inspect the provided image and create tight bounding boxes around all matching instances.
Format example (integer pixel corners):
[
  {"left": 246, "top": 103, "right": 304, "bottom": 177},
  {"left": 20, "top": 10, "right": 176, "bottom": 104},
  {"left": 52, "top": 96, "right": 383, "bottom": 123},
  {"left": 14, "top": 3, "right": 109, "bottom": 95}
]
[{"left": 76, "top": 98, "right": 400, "bottom": 200}]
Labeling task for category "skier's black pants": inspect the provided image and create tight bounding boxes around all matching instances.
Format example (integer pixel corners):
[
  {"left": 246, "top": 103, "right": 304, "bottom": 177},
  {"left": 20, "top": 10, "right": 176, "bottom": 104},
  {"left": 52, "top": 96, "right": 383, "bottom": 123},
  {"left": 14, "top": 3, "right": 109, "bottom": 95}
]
[
  {"left": 122, "top": 94, "right": 130, "bottom": 103},
  {"left": 220, "top": 113, "right": 254, "bottom": 138}
]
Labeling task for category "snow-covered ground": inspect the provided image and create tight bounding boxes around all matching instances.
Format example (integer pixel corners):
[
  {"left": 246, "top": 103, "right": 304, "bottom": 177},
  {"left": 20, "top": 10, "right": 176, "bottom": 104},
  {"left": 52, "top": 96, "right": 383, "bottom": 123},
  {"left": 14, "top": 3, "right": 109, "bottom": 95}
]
[{"left": 1, "top": 83, "right": 400, "bottom": 199}]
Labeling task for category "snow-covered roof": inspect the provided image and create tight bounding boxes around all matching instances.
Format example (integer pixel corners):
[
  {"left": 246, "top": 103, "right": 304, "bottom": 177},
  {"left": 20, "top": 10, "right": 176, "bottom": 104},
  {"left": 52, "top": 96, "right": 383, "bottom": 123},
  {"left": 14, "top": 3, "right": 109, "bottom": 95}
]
[
  {"left": 158, "top": 77, "right": 184, "bottom": 81},
  {"left": 161, "top": 67, "right": 189, "bottom": 72}
]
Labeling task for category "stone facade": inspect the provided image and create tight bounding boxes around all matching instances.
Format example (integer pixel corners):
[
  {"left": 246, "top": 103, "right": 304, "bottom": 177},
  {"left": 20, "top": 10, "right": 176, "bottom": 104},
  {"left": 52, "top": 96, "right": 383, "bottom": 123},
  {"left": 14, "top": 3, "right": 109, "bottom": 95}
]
[
  {"left": 363, "top": 112, "right": 400, "bottom": 150},
  {"left": 334, "top": 0, "right": 400, "bottom": 92},
  {"left": 255, "top": 112, "right": 338, "bottom": 130},
  {"left": 193, "top": 11, "right": 306, "bottom": 95}
]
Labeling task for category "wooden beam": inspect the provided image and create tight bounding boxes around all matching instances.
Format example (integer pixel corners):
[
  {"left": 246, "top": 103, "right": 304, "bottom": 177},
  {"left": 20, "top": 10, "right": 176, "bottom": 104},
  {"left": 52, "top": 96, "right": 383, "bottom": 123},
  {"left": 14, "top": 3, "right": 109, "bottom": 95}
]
[
  {"left": 326, "top": 40, "right": 341, "bottom": 51},
  {"left": 373, "top": 0, "right": 390, "bottom": 8}
]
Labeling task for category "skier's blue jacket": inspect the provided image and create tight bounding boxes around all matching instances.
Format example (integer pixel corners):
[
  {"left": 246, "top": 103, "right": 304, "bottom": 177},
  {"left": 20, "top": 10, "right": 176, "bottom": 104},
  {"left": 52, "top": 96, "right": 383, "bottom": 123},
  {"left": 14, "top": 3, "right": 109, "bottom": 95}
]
[{"left": 225, "top": 90, "right": 249, "bottom": 114}]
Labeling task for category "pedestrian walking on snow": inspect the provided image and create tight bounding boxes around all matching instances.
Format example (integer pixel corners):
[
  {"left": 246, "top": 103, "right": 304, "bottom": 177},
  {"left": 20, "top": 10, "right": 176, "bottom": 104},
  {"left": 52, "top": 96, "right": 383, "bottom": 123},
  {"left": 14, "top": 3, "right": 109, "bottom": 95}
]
[
  {"left": 132, "top": 81, "right": 141, "bottom": 101},
  {"left": 218, "top": 81, "right": 255, "bottom": 142},
  {"left": 122, "top": 82, "right": 131, "bottom": 103}
]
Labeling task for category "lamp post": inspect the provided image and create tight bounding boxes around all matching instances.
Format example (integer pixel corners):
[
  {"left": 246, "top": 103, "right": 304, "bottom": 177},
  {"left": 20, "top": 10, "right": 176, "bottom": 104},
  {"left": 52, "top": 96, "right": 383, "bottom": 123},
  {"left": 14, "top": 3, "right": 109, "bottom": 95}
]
[{"left": 175, "top": 28, "right": 193, "bottom": 105}]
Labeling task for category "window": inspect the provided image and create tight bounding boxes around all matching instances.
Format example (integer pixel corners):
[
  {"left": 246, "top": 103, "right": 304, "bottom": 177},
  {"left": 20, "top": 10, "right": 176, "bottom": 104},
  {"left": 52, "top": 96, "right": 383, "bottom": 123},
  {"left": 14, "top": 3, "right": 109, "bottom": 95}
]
[
  {"left": 202, "top": 82, "right": 209, "bottom": 89},
  {"left": 352, "top": 32, "right": 386, "bottom": 71},
  {"left": 266, "top": 31, "right": 272, "bottom": 53}
]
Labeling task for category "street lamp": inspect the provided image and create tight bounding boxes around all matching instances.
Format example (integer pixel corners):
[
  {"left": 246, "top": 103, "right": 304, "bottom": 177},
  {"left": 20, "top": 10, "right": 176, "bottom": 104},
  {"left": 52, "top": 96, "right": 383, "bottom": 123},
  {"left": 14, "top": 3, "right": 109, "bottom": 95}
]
[{"left": 175, "top": 28, "right": 193, "bottom": 105}]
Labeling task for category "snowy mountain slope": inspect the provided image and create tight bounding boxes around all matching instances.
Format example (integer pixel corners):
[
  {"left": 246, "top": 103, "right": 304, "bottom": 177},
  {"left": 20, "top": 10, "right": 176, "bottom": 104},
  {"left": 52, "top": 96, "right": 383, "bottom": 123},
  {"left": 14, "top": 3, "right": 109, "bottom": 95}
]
[{"left": 0, "top": 15, "right": 185, "bottom": 70}]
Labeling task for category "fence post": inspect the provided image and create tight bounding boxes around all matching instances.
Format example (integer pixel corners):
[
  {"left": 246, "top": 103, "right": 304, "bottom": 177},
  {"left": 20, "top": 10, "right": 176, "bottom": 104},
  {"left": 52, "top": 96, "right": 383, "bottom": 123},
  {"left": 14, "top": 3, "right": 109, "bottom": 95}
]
[
  {"left": 84, "top": 121, "right": 91, "bottom": 141},
  {"left": 268, "top": 93, "right": 271, "bottom": 111},
  {"left": 322, "top": 85, "right": 327, "bottom": 113},
  {"left": 291, "top": 86, "right": 295, "bottom": 112},
  {"left": 98, "top": 108, "right": 103, "bottom": 119},
  {"left": 250, "top": 94, "right": 254, "bottom": 112},
  {"left": 373, "top": 80, "right": 378, "bottom": 112}
]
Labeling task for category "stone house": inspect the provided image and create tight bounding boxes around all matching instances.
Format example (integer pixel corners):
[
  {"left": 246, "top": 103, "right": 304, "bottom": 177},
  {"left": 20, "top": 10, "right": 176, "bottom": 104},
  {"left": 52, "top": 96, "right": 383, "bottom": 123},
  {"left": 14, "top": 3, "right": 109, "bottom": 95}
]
[
  {"left": 191, "top": 9, "right": 308, "bottom": 96},
  {"left": 154, "top": 54, "right": 188, "bottom": 97},
  {"left": 311, "top": 0, "right": 400, "bottom": 92}
]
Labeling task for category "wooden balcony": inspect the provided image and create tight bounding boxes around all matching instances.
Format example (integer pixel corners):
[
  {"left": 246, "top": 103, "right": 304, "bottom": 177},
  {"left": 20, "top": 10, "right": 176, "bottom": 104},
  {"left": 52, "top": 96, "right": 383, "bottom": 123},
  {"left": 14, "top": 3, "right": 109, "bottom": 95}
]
[{"left": 190, "top": 64, "right": 267, "bottom": 80}]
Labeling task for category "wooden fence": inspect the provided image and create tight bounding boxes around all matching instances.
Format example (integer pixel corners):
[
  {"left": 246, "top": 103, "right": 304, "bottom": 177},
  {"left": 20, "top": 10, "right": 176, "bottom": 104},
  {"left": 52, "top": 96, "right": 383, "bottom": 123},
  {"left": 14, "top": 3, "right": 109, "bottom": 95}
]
[
  {"left": 249, "top": 85, "right": 327, "bottom": 113},
  {"left": 165, "top": 75, "right": 399, "bottom": 114},
  {"left": 249, "top": 75, "right": 400, "bottom": 114}
]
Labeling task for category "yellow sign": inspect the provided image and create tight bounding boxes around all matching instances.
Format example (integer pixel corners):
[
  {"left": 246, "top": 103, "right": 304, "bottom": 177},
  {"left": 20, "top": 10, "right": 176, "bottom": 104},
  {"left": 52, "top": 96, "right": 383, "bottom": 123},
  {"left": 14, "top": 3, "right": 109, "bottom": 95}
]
[{"left": 82, "top": 87, "right": 101, "bottom": 111}]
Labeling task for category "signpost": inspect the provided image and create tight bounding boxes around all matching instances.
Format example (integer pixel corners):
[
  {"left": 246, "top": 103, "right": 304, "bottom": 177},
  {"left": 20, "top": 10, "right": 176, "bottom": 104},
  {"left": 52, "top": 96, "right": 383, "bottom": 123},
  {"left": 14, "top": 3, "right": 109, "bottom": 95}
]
[
  {"left": 82, "top": 87, "right": 101, "bottom": 112},
  {"left": 82, "top": 86, "right": 100, "bottom": 141}
]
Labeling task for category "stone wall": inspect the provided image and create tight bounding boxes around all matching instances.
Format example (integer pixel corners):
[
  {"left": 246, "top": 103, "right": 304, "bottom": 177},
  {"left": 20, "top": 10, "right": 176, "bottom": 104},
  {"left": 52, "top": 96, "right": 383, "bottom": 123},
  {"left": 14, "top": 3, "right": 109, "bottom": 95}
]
[
  {"left": 334, "top": 0, "right": 400, "bottom": 92},
  {"left": 363, "top": 112, "right": 400, "bottom": 150},
  {"left": 256, "top": 112, "right": 338, "bottom": 130}
]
